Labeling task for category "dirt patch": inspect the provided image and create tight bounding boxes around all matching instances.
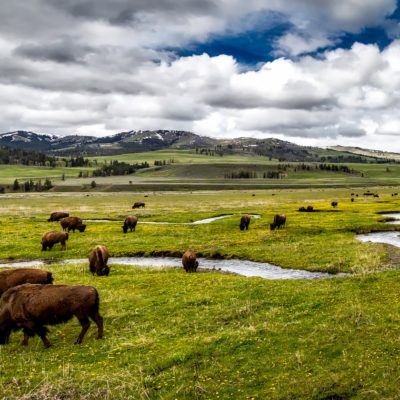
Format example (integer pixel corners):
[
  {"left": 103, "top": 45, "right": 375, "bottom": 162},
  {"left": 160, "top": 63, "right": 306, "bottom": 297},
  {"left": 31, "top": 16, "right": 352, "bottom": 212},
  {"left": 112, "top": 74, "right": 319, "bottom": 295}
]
[{"left": 387, "top": 245, "right": 400, "bottom": 264}]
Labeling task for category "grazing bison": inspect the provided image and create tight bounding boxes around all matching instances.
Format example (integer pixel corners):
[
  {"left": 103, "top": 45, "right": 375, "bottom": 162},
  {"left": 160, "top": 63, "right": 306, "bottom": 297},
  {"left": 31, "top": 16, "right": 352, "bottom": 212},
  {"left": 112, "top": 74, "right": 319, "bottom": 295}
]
[
  {"left": 298, "top": 206, "right": 306, "bottom": 212},
  {"left": 122, "top": 215, "right": 138, "bottom": 233},
  {"left": 0, "top": 284, "right": 103, "bottom": 348},
  {"left": 270, "top": 214, "right": 286, "bottom": 231},
  {"left": 331, "top": 201, "right": 338, "bottom": 208},
  {"left": 239, "top": 214, "right": 251, "bottom": 231},
  {"left": 60, "top": 216, "right": 86, "bottom": 233},
  {"left": 89, "top": 245, "right": 110, "bottom": 276},
  {"left": 182, "top": 249, "right": 199, "bottom": 273},
  {"left": 0, "top": 268, "right": 53, "bottom": 297},
  {"left": 306, "top": 205, "right": 314, "bottom": 212},
  {"left": 132, "top": 202, "right": 145, "bottom": 209},
  {"left": 41, "top": 231, "right": 68, "bottom": 251},
  {"left": 47, "top": 212, "right": 69, "bottom": 222},
  {"left": 351, "top": 198, "right": 355, "bottom": 202}
]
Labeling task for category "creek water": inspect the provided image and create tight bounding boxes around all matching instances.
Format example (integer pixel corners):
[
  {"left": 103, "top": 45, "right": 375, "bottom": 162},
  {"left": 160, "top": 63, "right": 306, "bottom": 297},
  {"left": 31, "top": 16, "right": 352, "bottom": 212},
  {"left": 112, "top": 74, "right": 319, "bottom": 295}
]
[
  {"left": 0, "top": 256, "right": 341, "bottom": 280},
  {"left": 85, "top": 214, "right": 261, "bottom": 225},
  {"left": 357, "top": 212, "right": 400, "bottom": 247}
]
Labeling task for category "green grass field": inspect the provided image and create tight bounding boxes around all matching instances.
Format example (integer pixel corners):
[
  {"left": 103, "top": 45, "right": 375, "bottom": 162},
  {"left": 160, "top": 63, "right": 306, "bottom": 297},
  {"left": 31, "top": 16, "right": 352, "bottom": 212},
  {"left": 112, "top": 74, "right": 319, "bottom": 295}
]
[
  {"left": 1, "top": 159, "right": 400, "bottom": 398},
  {"left": 1, "top": 150, "right": 400, "bottom": 189}
]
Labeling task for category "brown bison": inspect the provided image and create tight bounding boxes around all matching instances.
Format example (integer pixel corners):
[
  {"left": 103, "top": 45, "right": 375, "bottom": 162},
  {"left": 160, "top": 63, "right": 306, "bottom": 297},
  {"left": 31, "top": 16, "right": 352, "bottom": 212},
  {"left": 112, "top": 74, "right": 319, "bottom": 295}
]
[
  {"left": 122, "top": 215, "right": 138, "bottom": 233},
  {"left": 60, "top": 216, "right": 86, "bottom": 232},
  {"left": 331, "top": 201, "right": 338, "bottom": 208},
  {"left": 270, "top": 214, "right": 286, "bottom": 230},
  {"left": 240, "top": 214, "right": 251, "bottom": 231},
  {"left": 0, "top": 268, "right": 53, "bottom": 297},
  {"left": 0, "top": 284, "right": 103, "bottom": 348},
  {"left": 47, "top": 212, "right": 69, "bottom": 222},
  {"left": 89, "top": 245, "right": 110, "bottom": 276},
  {"left": 182, "top": 249, "right": 199, "bottom": 273},
  {"left": 132, "top": 202, "right": 145, "bottom": 209},
  {"left": 41, "top": 231, "right": 68, "bottom": 251}
]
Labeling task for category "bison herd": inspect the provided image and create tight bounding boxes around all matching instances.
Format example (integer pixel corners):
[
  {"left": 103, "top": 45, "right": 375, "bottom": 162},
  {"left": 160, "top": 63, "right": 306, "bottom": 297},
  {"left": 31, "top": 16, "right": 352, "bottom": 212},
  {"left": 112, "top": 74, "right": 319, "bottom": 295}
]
[{"left": 0, "top": 192, "right": 380, "bottom": 348}]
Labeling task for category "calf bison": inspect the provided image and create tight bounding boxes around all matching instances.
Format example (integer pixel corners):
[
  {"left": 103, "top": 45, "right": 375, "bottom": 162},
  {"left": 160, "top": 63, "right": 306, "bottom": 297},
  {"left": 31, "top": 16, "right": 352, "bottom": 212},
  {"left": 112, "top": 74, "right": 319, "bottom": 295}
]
[
  {"left": 182, "top": 249, "right": 199, "bottom": 273},
  {"left": 89, "top": 245, "right": 110, "bottom": 276},
  {"left": 122, "top": 215, "right": 138, "bottom": 233},
  {"left": 41, "top": 231, "right": 68, "bottom": 251},
  {"left": 132, "top": 202, "right": 145, "bottom": 209},
  {"left": 240, "top": 214, "right": 251, "bottom": 231},
  {"left": 0, "top": 268, "right": 53, "bottom": 297},
  {"left": 331, "top": 201, "right": 338, "bottom": 208},
  {"left": 47, "top": 212, "right": 69, "bottom": 222},
  {"left": 60, "top": 216, "right": 86, "bottom": 233},
  {"left": 270, "top": 214, "right": 286, "bottom": 230},
  {"left": 0, "top": 284, "right": 103, "bottom": 348}
]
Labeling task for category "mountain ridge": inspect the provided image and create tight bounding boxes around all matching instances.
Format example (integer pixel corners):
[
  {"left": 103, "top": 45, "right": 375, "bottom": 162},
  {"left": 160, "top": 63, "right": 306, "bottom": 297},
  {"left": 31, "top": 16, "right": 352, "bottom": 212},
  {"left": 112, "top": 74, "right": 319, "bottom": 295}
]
[{"left": 1, "top": 130, "right": 398, "bottom": 162}]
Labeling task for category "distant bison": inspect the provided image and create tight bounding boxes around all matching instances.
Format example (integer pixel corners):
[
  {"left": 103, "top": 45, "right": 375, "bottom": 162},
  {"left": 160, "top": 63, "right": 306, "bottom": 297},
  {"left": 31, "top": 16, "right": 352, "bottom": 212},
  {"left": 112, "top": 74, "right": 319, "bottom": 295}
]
[
  {"left": 89, "top": 245, "right": 110, "bottom": 276},
  {"left": 270, "top": 214, "right": 286, "bottom": 231},
  {"left": 0, "top": 268, "right": 53, "bottom": 297},
  {"left": 299, "top": 206, "right": 314, "bottom": 212},
  {"left": 122, "top": 215, "right": 138, "bottom": 233},
  {"left": 331, "top": 201, "right": 338, "bottom": 208},
  {"left": 182, "top": 249, "right": 199, "bottom": 273},
  {"left": 41, "top": 231, "right": 68, "bottom": 251},
  {"left": 351, "top": 198, "right": 355, "bottom": 202},
  {"left": 47, "top": 212, "right": 69, "bottom": 222},
  {"left": 0, "top": 284, "right": 103, "bottom": 348},
  {"left": 60, "top": 216, "right": 86, "bottom": 232},
  {"left": 132, "top": 202, "right": 145, "bottom": 209},
  {"left": 239, "top": 214, "right": 251, "bottom": 231}
]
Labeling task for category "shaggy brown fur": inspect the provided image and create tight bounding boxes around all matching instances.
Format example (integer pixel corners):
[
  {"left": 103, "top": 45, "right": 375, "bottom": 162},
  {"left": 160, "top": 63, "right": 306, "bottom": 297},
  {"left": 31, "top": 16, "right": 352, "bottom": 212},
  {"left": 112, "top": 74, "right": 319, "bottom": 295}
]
[
  {"left": 0, "top": 284, "right": 103, "bottom": 348},
  {"left": 239, "top": 214, "right": 251, "bottom": 231},
  {"left": 0, "top": 268, "right": 53, "bottom": 297},
  {"left": 122, "top": 215, "right": 138, "bottom": 233},
  {"left": 47, "top": 212, "right": 69, "bottom": 222},
  {"left": 182, "top": 249, "right": 199, "bottom": 273},
  {"left": 89, "top": 245, "right": 110, "bottom": 276},
  {"left": 132, "top": 202, "right": 145, "bottom": 209},
  {"left": 60, "top": 216, "right": 86, "bottom": 232},
  {"left": 270, "top": 214, "right": 286, "bottom": 230},
  {"left": 41, "top": 231, "right": 68, "bottom": 251}
]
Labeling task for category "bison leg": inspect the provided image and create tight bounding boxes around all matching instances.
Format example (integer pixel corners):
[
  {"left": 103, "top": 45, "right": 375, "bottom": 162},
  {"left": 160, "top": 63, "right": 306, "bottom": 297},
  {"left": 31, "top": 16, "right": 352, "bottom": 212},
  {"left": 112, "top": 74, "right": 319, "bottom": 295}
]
[
  {"left": 21, "top": 331, "right": 30, "bottom": 346},
  {"left": 61, "top": 241, "right": 66, "bottom": 250},
  {"left": 90, "top": 312, "right": 104, "bottom": 339},
  {"left": 36, "top": 326, "right": 51, "bottom": 348},
  {"left": 75, "top": 317, "right": 90, "bottom": 344},
  {"left": 41, "top": 244, "right": 47, "bottom": 251}
]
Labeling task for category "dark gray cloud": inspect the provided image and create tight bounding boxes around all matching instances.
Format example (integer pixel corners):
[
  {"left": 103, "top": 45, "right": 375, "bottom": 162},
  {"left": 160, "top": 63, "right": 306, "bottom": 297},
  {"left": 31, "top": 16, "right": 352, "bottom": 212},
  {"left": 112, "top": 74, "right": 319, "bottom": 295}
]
[{"left": 14, "top": 39, "right": 94, "bottom": 64}]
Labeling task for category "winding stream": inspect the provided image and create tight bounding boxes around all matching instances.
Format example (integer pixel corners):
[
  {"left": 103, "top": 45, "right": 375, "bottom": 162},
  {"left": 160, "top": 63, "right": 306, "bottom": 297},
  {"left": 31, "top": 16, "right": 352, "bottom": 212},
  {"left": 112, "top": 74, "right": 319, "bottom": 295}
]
[
  {"left": 357, "top": 212, "right": 400, "bottom": 247},
  {"left": 0, "top": 256, "right": 341, "bottom": 280},
  {"left": 85, "top": 214, "right": 261, "bottom": 225}
]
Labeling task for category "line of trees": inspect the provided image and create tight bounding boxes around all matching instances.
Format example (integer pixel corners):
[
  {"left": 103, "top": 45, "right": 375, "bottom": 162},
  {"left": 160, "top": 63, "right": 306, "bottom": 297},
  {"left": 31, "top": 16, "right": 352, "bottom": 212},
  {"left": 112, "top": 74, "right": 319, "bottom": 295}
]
[
  {"left": 92, "top": 160, "right": 149, "bottom": 177},
  {"left": 12, "top": 178, "right": 53, "bottom": 192}
]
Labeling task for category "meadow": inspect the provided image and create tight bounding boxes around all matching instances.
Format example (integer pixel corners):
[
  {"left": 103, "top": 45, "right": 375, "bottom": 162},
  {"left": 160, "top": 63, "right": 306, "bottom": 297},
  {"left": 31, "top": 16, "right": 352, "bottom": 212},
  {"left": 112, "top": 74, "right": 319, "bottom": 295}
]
[{"left": 1, "top": 187, "right": 400, "bottom": 398}]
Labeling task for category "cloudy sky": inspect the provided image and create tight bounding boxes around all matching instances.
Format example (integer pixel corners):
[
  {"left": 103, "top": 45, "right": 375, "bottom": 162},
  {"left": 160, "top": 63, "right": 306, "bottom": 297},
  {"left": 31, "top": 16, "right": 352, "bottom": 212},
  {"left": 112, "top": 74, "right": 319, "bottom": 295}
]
[{"left": 2, "top": 0, "right": 400, "bottom": 150}]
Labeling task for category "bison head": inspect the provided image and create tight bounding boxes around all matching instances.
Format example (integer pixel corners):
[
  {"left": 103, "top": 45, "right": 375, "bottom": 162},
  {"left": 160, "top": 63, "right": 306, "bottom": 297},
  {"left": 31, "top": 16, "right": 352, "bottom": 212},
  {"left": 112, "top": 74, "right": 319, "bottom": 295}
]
[
  {"left": 77, "top": 224, "right": 86, "bottom": 232},
  {"left": 270, "top": 223, "right": 276, "bottom": 231},
  {"left": 239, "top": 223, "right": 245, "bottom": 231},
  {"left": 122, "top": 224, "right": 128, "bottom": 234}
]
